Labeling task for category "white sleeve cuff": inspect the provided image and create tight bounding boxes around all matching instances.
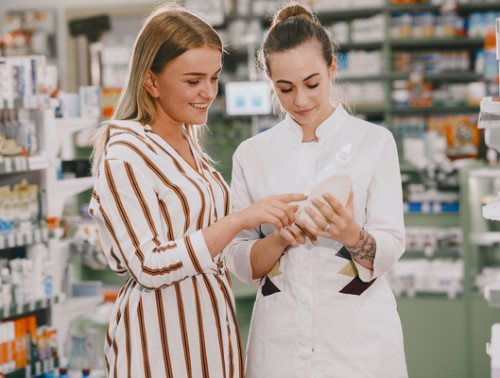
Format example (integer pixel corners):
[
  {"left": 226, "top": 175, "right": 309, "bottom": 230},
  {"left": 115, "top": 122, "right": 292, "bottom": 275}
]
[{"left": 181, "top": 230, "right": 217, "bottom": 276}]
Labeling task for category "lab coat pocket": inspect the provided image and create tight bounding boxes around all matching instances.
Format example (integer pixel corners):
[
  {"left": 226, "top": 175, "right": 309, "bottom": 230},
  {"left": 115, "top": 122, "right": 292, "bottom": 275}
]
[
  {"left": 246, "top": 291, "right": 299, "bottom": 378},
  {"left": 355, "top": 297, "right": 407, "bottom": 377}
]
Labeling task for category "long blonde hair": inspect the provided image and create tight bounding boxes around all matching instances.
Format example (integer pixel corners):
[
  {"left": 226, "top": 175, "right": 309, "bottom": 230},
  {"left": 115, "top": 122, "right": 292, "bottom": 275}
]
[{"left": 91, "top": 2, "right": 223, "bottom": 174}]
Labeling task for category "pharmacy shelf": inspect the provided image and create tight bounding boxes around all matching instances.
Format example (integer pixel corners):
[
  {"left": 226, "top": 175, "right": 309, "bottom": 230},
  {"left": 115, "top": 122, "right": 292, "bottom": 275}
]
[
  {"left": 387, "top": 4, "right": 440, "bottom": 13},
  {"left": 317, "top": 6, "right": 383, "bottom": 21},
  {"left": 404, "top": 201, "right": 460, "bottom": 213},
  {"left": 404, "top": 247, "right": 462, "bottom": 258},
  {"left": 5, "top": 356, "right": 59, "bottom": 378},
  {"left": 0, "top": 228, "right": 50, "bottom": 250},
  {"left": 469, "top": 232, "right": 500, "bottom": 247},
  {"left": 390, "top": 71, "right": 483, "bottom": 82},
  {"left": 392, "top": 105, "right": 479, "bottom": 115},
  {"left": 338, "top": 41, "right": 383, "bottom": 51},
  {"left": 0, "top": 156, "right": 50, "bottom": 175},
  {"left": 390, "top": 37, "right": 484, "bottom": 49},
  {"left": 0, "top": 296, "right": 60, "bottom": 321}
]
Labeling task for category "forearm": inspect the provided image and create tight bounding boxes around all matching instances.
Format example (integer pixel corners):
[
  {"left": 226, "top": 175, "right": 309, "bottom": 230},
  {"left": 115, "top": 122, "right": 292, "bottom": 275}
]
[
  {"left": 202, "top": 212, "right": 246, "bottom": 259},
  {"left": 250, "top": 231, "right": 290, "bottom": 280},
  {"left": 344, "top": 227, "right": 376, "bottom": 270}
]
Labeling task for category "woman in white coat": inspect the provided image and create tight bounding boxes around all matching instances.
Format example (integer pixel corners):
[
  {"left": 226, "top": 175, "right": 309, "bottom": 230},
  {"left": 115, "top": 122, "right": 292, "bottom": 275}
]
[{"left": 226, "top": 3, "right": 408, "bottom": 378}]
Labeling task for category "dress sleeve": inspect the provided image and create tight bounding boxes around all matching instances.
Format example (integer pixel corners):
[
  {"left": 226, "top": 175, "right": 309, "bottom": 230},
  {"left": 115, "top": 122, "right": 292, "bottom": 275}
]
[
  {"left": 224, "top": 147, "right": 262, "bottom": 287},
  {"left": 94, "top": 158, "right": 217, "bottom": 289},
  {"left": 355, "top": 135, "right": 406, "bottom": 282}
]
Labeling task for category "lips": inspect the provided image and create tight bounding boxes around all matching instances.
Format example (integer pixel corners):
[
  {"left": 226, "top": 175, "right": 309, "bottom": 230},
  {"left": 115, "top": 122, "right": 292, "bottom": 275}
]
[{"left": 295, "top": 107, "right": 314, "bottom": 117}]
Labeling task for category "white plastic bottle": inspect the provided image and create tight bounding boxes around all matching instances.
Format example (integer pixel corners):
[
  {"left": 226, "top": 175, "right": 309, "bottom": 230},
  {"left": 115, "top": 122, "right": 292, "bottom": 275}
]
[{"left": 298, "top": 143, "right": 353, "bottom": 224}]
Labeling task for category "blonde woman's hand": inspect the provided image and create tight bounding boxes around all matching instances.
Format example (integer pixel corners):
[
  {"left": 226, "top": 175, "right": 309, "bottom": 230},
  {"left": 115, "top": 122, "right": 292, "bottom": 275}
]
[
  {"left": 276, "top": 222, "right": 310, "bottom": 247},
  {"left": 236, "top": 193, "right": 306, "bottom": 231}
]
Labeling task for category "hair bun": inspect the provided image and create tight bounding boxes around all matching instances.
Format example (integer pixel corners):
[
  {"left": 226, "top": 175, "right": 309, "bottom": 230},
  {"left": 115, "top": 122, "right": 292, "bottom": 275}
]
[{"left": 272, "top": 3, "right": 315, "bottom": 26}]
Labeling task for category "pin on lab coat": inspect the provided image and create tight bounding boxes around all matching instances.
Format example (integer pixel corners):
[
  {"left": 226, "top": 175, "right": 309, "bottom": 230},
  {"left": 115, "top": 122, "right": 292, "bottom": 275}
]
[{"left": 226, "top": 105, "right": 408, "bottom": 378}]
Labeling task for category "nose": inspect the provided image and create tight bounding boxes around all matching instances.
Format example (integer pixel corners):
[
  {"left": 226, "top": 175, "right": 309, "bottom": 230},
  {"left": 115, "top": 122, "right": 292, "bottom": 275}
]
[
  {"left": 294, "top": 87, "right": 308, "bottom": 107},
  {"left": 200, "top": 80, "right": 218, "bottom": 100}
]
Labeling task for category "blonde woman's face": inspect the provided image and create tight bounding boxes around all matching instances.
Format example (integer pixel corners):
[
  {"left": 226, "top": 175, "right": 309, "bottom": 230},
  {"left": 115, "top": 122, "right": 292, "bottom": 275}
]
[
  {"left": 268, "top": 42, "right": 336, "bottom": 130},
  {"left": 147, "top": 46, "right": 222, "bottom": 127}
]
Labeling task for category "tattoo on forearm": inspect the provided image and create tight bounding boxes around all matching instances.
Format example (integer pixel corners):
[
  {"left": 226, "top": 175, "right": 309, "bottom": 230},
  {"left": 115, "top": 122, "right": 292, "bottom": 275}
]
[{"left": 346, "top": 229, "right": 376, "bottom": 265}]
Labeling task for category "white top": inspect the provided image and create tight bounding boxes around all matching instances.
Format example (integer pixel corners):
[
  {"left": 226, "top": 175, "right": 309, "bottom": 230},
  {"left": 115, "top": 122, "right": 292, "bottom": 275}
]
[
  {"left": 226, "top": 105, "right": 408, "bottom": 378},
  {"left": 89, "top": 120, "right": 243, "bottom": 378}
]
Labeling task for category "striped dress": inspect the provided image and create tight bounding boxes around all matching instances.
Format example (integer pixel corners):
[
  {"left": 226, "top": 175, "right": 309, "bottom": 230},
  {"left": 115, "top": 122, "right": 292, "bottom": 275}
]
[{"left": 88, "top": 120, "right": 244, "bottom": 378}]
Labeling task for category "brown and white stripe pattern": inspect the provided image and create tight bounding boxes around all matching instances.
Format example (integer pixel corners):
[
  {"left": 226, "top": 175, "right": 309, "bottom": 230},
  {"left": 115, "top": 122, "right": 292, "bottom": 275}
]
[{"left": 89, "top": 120, "right": 243, "bottom": 378}]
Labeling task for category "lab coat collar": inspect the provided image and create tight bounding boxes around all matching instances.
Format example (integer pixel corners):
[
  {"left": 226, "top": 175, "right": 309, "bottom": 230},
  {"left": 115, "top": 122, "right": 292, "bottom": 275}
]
[{"left": 283, "top": 103, "right": 350, "bottom": 143}]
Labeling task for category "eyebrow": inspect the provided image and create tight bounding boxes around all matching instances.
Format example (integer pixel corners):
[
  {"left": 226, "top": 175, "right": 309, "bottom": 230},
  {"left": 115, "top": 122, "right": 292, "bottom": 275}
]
[
  {"left": 183, "top": 68, "right": 222, "bottom": 76},
  {"left": 276, "top": 73, "right": 320, "bottom": 84}
]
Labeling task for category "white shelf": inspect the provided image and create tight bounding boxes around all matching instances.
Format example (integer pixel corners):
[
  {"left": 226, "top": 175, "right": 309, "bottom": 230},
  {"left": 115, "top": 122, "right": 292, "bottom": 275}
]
[
  {"left": 470, "top": 232, "right": 500, "bottom": 247},
  {"left": 0, "top": 228, "right": 50, "bottom": 250}
]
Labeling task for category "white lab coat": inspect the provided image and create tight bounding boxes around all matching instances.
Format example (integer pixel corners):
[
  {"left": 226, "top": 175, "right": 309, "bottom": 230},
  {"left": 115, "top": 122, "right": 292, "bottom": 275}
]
[{"left": 226, "top": 105, "right": 408, "bottom": 378}]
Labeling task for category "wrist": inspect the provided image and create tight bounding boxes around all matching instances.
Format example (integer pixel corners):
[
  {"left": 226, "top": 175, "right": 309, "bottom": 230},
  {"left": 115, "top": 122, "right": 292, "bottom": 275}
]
[
  {"left": 341, "top": 223, "right": 363, "bottom": 248},
  {"left": 272, "top": 229, "right": 291, "bottom": 249}
]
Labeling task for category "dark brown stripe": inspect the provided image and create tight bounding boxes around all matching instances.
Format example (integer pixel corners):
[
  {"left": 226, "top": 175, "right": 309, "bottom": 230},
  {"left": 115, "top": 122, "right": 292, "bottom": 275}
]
[
  {"left": 124, "top": 303, "right": 131, "bottom": 378},
  {"left": 192, "top": 278, "right": 210, "bottom": 377},
  {"left": 124, "top": 161, "right": 161, "bottom": 247},
  {"left": 175, "top": 282, "right": 192, "bottom": 377},
  {"left": 201, "top": 275, "right": 226, "bottom": 378},
  {"left": 137, "top": 299, "right": 152, "bottom": 377},
  {"left": 107, "top": 141, "right": 191, "bottom": 231},
  {"left": 216, "top": 276, "right": 244, "bottom": 377},
  {"left": 155, "top": 290, "right": 173, "bottom": 377},
  {"left": 184, "top": 235, "right": 203, "bottom": 274},
  {"left": 339, "top": 275, "right": 376, "bottom": 296}
]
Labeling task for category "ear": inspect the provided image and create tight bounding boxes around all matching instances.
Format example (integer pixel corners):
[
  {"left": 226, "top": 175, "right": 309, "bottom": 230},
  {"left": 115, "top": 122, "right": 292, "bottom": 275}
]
[
  {"left": 144, "top": 71, "right": 159, "bottom": 98},
  {"left": 329, "top": 55, "right": 337, "bottom": 81}
]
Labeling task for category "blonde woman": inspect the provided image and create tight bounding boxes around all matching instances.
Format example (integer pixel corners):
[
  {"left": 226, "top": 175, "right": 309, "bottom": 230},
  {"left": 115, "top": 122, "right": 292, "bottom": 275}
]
[
  {"left": 226, "top": 3, "right": 407, "bottom": 377},
  {"left": 88, "top": 3, "right": 304, "bottom": 377}
]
